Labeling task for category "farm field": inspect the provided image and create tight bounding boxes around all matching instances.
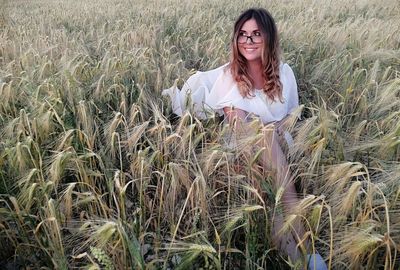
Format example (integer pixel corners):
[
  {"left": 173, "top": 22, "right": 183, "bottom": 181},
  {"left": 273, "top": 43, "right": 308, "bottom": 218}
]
[{"left": 1, "top": 0, "right": 400, "bottom": 269}]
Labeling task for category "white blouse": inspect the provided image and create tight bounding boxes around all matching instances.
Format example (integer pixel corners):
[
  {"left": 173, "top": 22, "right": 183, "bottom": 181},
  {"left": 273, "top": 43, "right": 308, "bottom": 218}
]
[{"left": 162, "top": 62, "right": 299, "bottom": 124}]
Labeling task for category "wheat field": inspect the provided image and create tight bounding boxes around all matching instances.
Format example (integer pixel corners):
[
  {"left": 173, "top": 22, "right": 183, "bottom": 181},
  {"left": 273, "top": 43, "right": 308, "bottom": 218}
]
[{"left": 0, "top": 0, "right": 400, "bottom": 269}]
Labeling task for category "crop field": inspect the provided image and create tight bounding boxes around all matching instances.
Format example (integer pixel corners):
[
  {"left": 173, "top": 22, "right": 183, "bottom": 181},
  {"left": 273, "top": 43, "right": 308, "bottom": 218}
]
[{"left": 1, "top": 0, "right": 400, "bottom": 269}]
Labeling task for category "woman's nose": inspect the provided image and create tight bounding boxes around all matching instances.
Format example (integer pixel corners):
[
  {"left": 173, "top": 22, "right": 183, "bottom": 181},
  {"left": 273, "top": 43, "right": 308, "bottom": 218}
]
[{"left": 246, "top": 36, "right": 254, "bottom": 44}]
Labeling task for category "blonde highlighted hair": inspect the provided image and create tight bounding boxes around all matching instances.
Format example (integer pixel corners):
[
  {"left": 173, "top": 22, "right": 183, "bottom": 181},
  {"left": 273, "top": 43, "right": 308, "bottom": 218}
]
[{"left": 230, "top": 8, "right": 283, "bottom": 102}]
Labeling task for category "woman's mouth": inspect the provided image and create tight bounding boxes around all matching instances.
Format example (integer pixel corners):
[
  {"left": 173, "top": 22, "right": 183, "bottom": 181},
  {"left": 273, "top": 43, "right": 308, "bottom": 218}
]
[{"left": 244, "top": 48, "right": 257, "bottom": 52}]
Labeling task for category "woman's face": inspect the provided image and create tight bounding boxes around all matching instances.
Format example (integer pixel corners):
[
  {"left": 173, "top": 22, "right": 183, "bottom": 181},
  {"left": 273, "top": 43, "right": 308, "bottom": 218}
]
[{"left": 237, "top": 18, "right": 263, "bottom": 63}]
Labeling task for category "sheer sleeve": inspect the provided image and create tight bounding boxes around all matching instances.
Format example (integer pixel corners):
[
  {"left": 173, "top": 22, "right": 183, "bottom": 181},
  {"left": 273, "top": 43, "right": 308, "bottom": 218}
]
[
  {"left": 205, "top": 68, "right": 251, "bottom": 116},
  {"left": 162, "top": 64, "right": 227, "bottom": 118},
  {"left": 282, "top": 63, "right": 299, "bottom": 115}
]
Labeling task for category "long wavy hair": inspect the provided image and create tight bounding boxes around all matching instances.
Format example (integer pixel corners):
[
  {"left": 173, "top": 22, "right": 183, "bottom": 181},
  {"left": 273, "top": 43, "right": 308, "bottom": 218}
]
[{"left": 230, "top": 8, "right": 282, "bottom": 102}]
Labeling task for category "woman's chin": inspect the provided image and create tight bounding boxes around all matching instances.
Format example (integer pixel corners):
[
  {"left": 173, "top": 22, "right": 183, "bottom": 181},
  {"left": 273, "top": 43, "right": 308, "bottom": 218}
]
[{"left": 243, "top": 56, "right": 262, "bottom": 64}]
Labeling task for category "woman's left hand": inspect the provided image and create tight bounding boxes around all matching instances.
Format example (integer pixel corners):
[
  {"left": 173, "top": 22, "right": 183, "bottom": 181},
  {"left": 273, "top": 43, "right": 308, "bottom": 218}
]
[{"left": 271, "top": 118, "right": 288, "bottom": 136}]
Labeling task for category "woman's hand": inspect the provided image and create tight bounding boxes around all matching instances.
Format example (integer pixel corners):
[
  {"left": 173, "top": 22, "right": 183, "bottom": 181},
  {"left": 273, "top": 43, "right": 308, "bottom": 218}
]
[
  {"left": 223, "top": 107, "right": 248, "bottom": 125},
  {"left": 222, "top": 107, "right": 256, "bottom": 139},
  {"left": 270, "top": 113, "right": 297, "bottom": 136}
]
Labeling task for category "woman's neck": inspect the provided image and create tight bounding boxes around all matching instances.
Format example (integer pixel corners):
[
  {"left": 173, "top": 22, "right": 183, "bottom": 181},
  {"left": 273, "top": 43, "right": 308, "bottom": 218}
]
[{"left": 247, "top": 61, "right": 264, "bottom": 89}]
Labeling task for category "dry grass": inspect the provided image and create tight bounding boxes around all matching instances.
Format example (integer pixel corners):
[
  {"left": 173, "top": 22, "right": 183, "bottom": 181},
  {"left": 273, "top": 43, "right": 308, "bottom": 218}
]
[{"left": 0, "top": 0, "right": 399, "bottom": 269}]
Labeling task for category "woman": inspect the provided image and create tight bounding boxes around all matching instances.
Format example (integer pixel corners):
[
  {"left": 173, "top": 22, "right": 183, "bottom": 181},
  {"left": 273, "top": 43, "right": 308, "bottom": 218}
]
[{"left": 163, "top": 8, "right": 327, "bottom": 270}]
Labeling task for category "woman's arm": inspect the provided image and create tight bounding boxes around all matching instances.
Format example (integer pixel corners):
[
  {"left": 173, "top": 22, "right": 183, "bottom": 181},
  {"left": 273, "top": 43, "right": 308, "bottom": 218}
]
[
  {"left": 272, "top": 115, "right": 291, "bottom": 135},
  {"left": 223, "top": 107, "right": 250, "bottom": 136},
  {"left": 223, "top": 107, "right": 247, "bottom": 124},
  {"left": 273, "top": 105, "right": 302, "bottom": 136}
]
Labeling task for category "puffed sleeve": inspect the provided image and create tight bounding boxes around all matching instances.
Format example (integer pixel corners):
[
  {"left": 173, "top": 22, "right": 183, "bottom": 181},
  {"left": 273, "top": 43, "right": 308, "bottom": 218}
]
[
  {"left": 162, "top": 64, "right": 227, "bottom": 118},
  {"left": 205, "top": 68, "right": 250, "bottom": 116},
  {"left": 282, "top": 63, "right": 299, "bottom": 115}
]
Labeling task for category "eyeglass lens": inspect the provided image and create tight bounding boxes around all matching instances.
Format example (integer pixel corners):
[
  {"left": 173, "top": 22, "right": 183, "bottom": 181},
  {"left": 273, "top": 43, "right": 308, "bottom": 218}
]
[{"left": 238, "top": 35, "right": 262, "bottom": 44}]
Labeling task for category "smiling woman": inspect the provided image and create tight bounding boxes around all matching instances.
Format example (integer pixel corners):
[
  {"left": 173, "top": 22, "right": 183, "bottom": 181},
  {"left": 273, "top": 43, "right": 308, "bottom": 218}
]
[
  {"left": 237, "top": 19, "right": 264, "bottom": 63},
  {"left": 163, "top": 8, "right": 328, "bottom": 270}
]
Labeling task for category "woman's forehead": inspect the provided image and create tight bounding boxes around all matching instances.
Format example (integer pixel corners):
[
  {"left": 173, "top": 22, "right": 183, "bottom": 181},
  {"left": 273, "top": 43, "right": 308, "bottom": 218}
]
[{"left": 240, "top": 19, "right": 259, "bottom": 31}]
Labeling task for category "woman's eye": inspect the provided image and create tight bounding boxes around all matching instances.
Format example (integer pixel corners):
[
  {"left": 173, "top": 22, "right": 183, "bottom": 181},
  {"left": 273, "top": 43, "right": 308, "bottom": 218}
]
[
  {"left": 239, "top": 32, "right": 246, "bottom": 36},
  {"left": 254, "top": 32, "right": 261, "bottom": 36}
]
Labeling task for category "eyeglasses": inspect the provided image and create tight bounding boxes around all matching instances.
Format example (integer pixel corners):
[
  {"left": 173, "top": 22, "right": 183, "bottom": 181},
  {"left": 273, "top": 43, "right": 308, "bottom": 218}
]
[{"left": 237, "top": 33, "right": 263, "bottom": 44}]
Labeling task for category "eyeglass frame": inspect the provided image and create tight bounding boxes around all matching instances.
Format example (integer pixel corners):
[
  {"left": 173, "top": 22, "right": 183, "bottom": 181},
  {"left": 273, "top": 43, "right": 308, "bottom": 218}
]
[{"left": 237, "top": 33, "right": 263, "bottom": 44}]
